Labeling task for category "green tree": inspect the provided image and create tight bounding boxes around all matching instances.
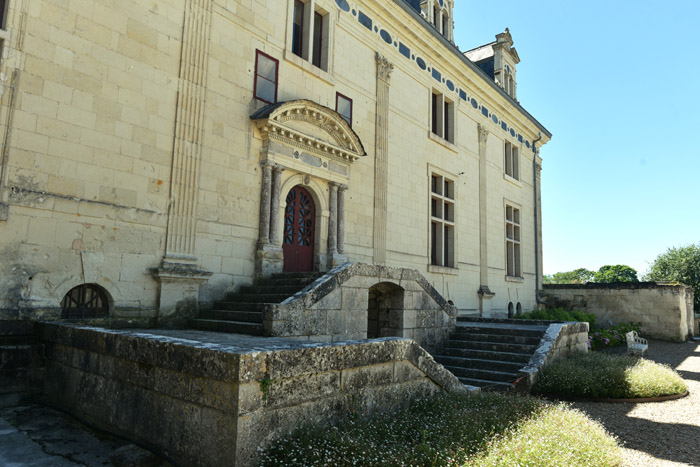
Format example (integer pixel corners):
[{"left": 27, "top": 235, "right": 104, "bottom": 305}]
[
  {"left": 544, "top": 268, "right": 595, "bottom": 284},
  {"left": 644, "top": 244, "right": 700, "bottom": 311},
  {"left": 594, "top": 265, "right": 639, "bottom": 283}
]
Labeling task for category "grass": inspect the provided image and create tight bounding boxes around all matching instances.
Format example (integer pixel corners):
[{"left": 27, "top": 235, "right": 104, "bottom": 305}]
[
  {"left": 533, "top": 352, "right": 688, "bottom": 399},
  {"left": 259, "top": 392, "right": 622, "bottom": 466}
]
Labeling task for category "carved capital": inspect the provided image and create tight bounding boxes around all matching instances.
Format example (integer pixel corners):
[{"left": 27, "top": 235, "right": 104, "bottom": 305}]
[
  {"left": 477, "top": 124, "right": 489, "bottom": 149},
  {"left": 535, "top": 161, "right": 542, "bottom": 177},
  {"left": 375, "top": 53, "right": 394, "bottom": 82},
  {"left": 338, "top": 184, "right": 348, "bottom": 192}
]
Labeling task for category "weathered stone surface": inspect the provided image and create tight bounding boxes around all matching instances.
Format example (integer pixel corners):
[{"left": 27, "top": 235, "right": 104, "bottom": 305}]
[
  {"left": 545, "top": 283, "right": 694, "bottom": 341},
  {"left": 39, "top": 324, "right": 463, "bottom": 466}
]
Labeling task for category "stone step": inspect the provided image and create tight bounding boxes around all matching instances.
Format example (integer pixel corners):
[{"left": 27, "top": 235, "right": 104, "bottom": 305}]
[
  {"left": 256, "top": 276, "right": 321, "bottom": 287},
  {"left": 210, "top": 302, "right": 267, "bottom": 312},
  {"left": 270, "top": 272, "right": 321, "bottom": 280},
  {"left": 223, "top": 293, "right": 292, "bottom": 304},
  {"left": 457, "top": 376, "right": 515, "bottom": 391},
  {"left": 189, "top": 319, "right": 264, "bottom": 336},
  {"left": 445, "top": 339, "right": 538, "bottom": 354},
  {"left": 433, "top": 355, "right": 523, "bottom": 373},
  {"left": 237, "top": 285, "right": 306, "bottom": 296},
  {"left": 453, "top": 324, "right": 546, "bottom": 338},
  {"left": 449, "top": 331, "right": 542, "bottom": 346},
  {"left": 442, "top": 365, "right": 518, "bottom": 383},
  {"left": 439, "top": 347, "right": 532, "bottom": 364},
  {"left": 197, "top": 310, "right": 263, "bottom": 323}
]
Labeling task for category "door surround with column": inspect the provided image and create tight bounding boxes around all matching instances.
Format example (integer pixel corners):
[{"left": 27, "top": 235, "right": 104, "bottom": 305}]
[{"left": 250, "top": 99, "right": 366, "bottom": 278}]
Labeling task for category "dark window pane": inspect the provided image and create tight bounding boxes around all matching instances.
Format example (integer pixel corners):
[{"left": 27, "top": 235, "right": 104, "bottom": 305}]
[
  {"left": 256, "top": 77, "right": 275, "bottom": 103},
  {"left": 292, "top": 1, "right": 304, "bottom": 57},
  {"left": 312, "top": 12, "right": 323, "bottom": 68}
]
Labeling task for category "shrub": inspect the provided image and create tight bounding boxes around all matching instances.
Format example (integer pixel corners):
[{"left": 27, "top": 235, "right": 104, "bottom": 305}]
[
  {"left": 533, "top": 352, "right": 687, "bottom": 399},
  {"left": 588, "top": 322, "right": 642, "bottom": 350},
  {"left": 259, "top": 392, "right": 622, "bottom": 466},
  {"left": 518, "top": 307, "right": 596, "bottom": 327}
]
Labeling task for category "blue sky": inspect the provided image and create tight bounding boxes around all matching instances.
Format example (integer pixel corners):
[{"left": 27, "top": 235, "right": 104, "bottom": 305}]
[{"left": 452, "top": 0, "right": 700, "bottom": 277}]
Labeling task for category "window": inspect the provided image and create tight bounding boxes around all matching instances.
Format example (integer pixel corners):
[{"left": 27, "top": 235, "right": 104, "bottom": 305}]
[
  {"left": 505, "top": 205, "right": 521, "bottom": 277},
  {"left": 292, "top": 0, "right": 304, "bottom": 57},
  {"left": 254, "top": 50, "right": 278, "bottom": 104},
  {"left": 430, "top": 91, "right": 454, "bottom": 143},
  {"left": 430, "top": 173, "right": 455, "bottom": 268},
  {"left": 336, "top": 92, "right": 352, "bottom": 126},
  {"left": 289, "top": 0, "right": 329, "bottom": 71},
  {"left": 504, "top": 141, "right": 519, "bottom": 179},
  {"left": 441, "top": 14, "right": 448, "bottom": 37}
]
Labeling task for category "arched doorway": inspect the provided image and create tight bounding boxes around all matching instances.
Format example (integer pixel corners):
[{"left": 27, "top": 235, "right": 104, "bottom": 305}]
[
  {"left": 367, "top": 282, "right": 405, "bottom": 338},
  {"left": 283, "top": 185, "right": 315, "bottom": 272}
]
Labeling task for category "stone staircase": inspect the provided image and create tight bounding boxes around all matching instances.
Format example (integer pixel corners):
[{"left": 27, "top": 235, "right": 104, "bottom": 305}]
[
  {"left": 190, "top": 272, "right": 321, "bottom": 335},
  {"left": 432, "top": 318, "right": 548, "bottom": 391}
]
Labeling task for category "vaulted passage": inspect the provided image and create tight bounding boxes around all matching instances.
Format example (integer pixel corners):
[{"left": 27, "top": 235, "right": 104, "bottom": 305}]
[{"left": 367, "top": 282, "right": 405, "bottom": 338}]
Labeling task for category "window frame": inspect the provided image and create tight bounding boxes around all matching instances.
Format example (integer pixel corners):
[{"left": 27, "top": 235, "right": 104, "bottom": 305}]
[
  {"left": 430, "top": 90, "right": 454, "bottom": 144},
  {"left": 335, "top": 92, "right": 352, "bottom": 127},
  {"left": 504, "top": 141, "right": 519, "bottom": 180},
  {"left": 429, "top": 169, "right": 457, "bottom": 271},
  {"left": 286, "top": 0, "right": 331, "bottom": 73},
  {"left": 254, "top": 49, "right": 279, "bottom": 105},
  {"left": 505, "top": 203, "right": 522, "bottom": 278}
]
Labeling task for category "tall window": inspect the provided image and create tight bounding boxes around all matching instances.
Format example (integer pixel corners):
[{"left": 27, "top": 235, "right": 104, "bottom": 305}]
[
  {"left": 441, "top": 14, "right": 448, "bottom": 37},
  {"left": 292, "top": 0, "right": 304, "bottom": 57},
  {"left": 430, "top": 173, "right": 455, "bottom": 268},
  {"left": 505, "top": 205, "right": 521, "bottom": 277},
  {"left": 336, "top": 92, "right": 352, "bottom": 126},
  {"left": 504, "top": 141, "right": 519, "bottom": 179},
  {"left": 431, "top": 91, "right": 454, "bottom": 143},
  {"left": 289, "top": 0, "right": 328, "bottom": 71},
  {"left": 254, "top": 50, "right": 278, "bottom": 104}
]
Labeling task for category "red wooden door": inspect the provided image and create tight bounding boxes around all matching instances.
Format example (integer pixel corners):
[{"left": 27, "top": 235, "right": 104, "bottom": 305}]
[{"left": 282, "top": 186, "right": 315, "bottom": 272}]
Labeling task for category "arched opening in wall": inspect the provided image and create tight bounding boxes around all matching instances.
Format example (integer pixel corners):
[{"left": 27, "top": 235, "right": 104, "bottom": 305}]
[
  {"left": 282, "top": 185, "right": 316, "bottom": 273},
  {"left": 367, "top": 282, "right": 405, "bottom": 339},
  {"left": 60, "top": 284, "right": 110, "bottom": 319},
  {"left": 507, "top": 302, "right": 514, "bottom": 318},
  {"left": 516, "top": 302, "right": 522, "bottom": 316}
]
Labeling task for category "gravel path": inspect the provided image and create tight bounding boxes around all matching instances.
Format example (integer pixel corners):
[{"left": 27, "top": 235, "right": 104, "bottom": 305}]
[{"left": 571, "top": 340, "right": 700, "bottom": 467}]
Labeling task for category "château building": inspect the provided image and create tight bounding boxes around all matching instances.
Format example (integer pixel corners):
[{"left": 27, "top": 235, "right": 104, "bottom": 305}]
[{"left": 0, "top": 0, "right": 550, "bottom": 331}]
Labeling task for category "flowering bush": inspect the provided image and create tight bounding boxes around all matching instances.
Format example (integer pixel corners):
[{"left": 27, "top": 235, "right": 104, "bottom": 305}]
[
  {"left": 259, "top": 392, "right": 622, "bottom": 466},
  {"left": 588, "top": 322, "right": 642, "bottom": 350},
  {"left": 533, "top": 352, "right": 687, "bottom": 399}
]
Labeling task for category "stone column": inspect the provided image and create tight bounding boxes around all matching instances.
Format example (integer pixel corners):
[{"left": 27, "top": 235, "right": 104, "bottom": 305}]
[
  {"left": 328, "top": 182, "right": 338, "bottom": 255},
  {"left": 255, "top": 162, "right": 284, "bottom": 278},
  {"left": 269, "top": 165, "right": 285, "bottom": 245},
  {"left": 258, "top": 162, "right": 272, "bottom": 246},
  {"left": 337, "top": 184, "right": 347, "bottom": 254},
  {"left": 373, "top": 53, "right": 393, "bottom": 266},
  {"left": 155, "top": 0, "right": 214, "bottom": 325},
  {"left": 477, "top": 124, "right": 494, "bottom": 315}
]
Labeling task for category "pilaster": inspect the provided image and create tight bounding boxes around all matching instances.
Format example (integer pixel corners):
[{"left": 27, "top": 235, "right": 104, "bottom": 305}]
[
  {"left": 255, "top": 163, "right": 284, "bottom": 278},
  {"left": 477, "top": 124, "right": 494, "bottom": 314},
  {"left": 157, "top": 0, "right": 214, "bottom": 321},
  {"left": 373, "top": 53, "right": 393, "bottom": 266}
]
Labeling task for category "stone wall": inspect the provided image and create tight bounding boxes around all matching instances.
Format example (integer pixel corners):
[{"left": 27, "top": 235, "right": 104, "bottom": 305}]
[
  {"left": 39, "top": 322, "right": 464, "bottom": 466},
  {"left": 544, "top": 283, "right": 695, "bottom": 342},
  {"left": 517, "top": 321, "right": 589, "bottom": 391},
  {"left": 263, "top": 263, "right": 457, "bottom": 353}
]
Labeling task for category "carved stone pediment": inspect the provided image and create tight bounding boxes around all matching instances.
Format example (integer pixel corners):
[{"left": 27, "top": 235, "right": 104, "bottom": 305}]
[{"left": 251, "top": 100, "right": 366, "bottom": 163}]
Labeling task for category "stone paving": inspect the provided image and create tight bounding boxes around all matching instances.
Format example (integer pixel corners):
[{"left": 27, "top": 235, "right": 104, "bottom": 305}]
[{"left": 0, "top": 401, "right": 169, "bottom": 467}]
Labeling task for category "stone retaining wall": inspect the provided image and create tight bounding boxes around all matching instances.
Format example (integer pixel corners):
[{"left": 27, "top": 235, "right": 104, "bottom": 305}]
[
  {"left": 544, "top": 283, "right": 694, "bottom": 341},
  {"left": 517, "top": 321, "right": 589, "bottom": 391},
  {"left": 264, "top": 263, "right": 457, "bottom": 353},
  {"left": 39, "top": 323, "right": 464, "bottom": 466}
]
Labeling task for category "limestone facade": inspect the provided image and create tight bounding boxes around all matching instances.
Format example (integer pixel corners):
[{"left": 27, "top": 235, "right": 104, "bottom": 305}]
[{"left": 0, "top": 0, "right": 550, "bottom": 322}]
